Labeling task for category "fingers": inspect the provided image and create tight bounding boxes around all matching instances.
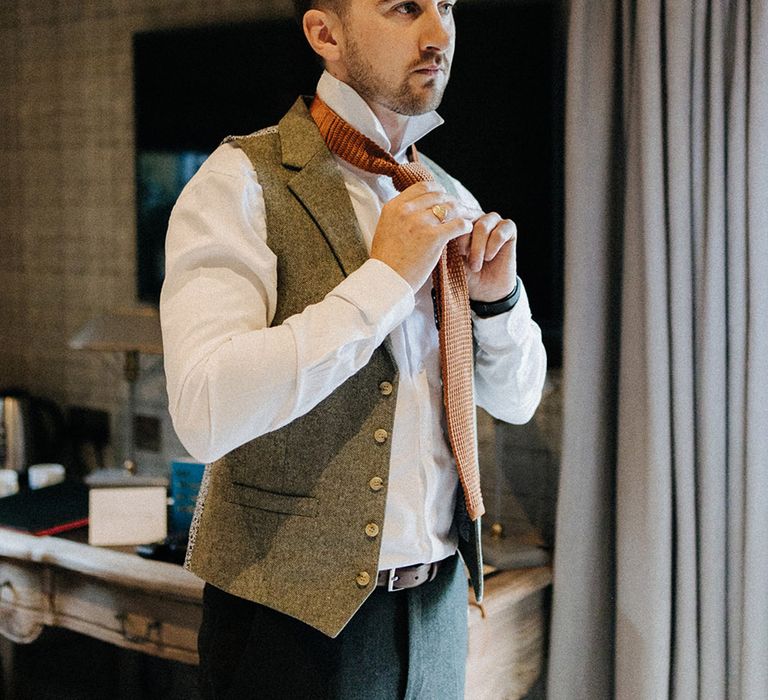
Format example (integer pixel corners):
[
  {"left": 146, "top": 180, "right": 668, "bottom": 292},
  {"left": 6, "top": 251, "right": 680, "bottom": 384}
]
[
  {"left": 390, "top": 185, "right": 519, "bottom": 264},
  {"left": 398, "top": 180, "right": 446, "bottom": 201},
  {"left": 441, "top": 216, "right": 474, "bottom": 242},
  {"left": 397, "top": 181, "right": 484, "bottom": 219},
  {"left": 468, "top": 213, "right": 501, "bottom": 272},
  {"left": 467, "top": 215, "right": 517, "bottom": 272},
  {"left": 403, "top": 191, "right": 480, "bottom": 226},
  {"left": 485, "top": 218, "right": 517, "bottom": 259}
]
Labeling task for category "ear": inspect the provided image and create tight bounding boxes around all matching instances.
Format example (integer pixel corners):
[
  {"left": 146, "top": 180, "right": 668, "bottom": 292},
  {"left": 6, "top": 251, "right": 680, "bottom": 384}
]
[{"left": 302, "top": 9, "right": 343, "bottom": 64}]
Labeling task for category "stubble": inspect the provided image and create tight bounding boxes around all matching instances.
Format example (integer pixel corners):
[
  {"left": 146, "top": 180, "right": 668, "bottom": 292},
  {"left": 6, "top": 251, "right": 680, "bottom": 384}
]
[{"left": 344, "top": 34, "right": 451, "bottom": 115}]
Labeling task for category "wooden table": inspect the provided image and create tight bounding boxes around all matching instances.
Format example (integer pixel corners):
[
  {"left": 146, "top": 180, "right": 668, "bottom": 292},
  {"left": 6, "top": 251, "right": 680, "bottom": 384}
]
[
  {"left": 467, "top": 565, "right": 552, "bottom": 699},
  {"left": 0, "top": 530, "right": 550, "bottom": 699},
  {"left": 0, "top": 528, "right": 203, "bottom": 696}
]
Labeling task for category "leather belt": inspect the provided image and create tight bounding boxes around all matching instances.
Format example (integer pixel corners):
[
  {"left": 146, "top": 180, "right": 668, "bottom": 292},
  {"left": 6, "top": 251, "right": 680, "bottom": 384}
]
[{"left": 376, "top": 559, "right": 444, "bottom": 592}]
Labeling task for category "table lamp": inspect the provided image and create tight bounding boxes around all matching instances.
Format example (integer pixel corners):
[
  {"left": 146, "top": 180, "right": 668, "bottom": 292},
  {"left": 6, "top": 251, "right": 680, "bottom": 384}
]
[{"left": 69, "top": 306, "right": 163, "bottom": 477}]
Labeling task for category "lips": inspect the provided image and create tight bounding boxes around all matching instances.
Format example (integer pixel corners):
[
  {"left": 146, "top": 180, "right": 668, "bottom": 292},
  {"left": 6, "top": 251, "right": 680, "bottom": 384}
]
[{"left": 414, "top": 65, "right": 444, "bottom": 75}]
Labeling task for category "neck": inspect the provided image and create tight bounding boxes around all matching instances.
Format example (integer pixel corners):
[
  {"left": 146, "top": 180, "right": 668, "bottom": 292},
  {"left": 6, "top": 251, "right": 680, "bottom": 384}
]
[{"left": 366, "top": 102, "right": 411, "bottom": 156}]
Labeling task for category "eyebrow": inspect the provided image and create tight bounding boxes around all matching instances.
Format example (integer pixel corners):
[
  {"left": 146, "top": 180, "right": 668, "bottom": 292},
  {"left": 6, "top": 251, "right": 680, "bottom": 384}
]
[{"left": 376, "top": 0, "right": 460, "bottom": 5}]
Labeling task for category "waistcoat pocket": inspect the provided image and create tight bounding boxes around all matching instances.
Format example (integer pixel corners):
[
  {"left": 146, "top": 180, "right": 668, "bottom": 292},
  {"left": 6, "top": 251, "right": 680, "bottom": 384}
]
[{"left": 225, "top": 481, "right": 319, "bottom": 518}]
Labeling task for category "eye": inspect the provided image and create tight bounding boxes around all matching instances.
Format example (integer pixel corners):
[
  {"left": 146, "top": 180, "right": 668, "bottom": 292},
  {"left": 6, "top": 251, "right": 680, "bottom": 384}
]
[
  {"left": 438, "top": 2, "right": 455, "bottom": 15},
  {"left": 394, "top": 2, "right": 419, "bottom": 14}
]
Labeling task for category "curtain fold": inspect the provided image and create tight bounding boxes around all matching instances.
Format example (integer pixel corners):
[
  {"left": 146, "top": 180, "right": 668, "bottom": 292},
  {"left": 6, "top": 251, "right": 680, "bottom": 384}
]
[
  {"left": 741, "top": 5, "right": 768, "bottom": 696},
  {"left": 549, "top": 2, "right": 768, "bottom": 698}
]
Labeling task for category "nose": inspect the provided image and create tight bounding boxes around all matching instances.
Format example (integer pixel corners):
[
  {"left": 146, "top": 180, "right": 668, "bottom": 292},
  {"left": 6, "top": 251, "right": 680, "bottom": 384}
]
[{"left": 420, "top": 5, "right": 453, "bottom": 53}]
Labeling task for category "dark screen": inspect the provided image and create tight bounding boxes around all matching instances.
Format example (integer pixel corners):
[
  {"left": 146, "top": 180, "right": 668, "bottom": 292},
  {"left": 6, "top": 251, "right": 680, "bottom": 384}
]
[{"left": 133, "top": 4, "right": 564, "bottom": 364}]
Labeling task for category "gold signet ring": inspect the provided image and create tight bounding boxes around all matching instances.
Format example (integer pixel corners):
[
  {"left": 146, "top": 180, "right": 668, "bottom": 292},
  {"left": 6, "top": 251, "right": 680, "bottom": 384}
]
[{"left": 432, "top": 204, "right": 448, "bottom": 223}]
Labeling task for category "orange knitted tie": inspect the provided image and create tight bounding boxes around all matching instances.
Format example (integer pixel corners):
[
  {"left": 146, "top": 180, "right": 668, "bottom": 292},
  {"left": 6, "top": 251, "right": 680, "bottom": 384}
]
[{"left": 311, "top": 96, "right": 484, "bottom": 521}]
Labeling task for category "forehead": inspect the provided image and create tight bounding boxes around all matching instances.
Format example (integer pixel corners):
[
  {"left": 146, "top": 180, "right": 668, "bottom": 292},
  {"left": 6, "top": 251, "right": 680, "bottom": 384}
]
[
  {"left": 346, "top": 0, "right": 449, "bottom": 11},
  {"left": 343, "top": 0, "right": 459, "bottom": 17}
]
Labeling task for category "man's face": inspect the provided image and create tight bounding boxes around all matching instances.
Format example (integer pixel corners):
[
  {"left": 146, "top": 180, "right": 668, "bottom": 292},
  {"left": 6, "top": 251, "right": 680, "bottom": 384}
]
[{"left": 335, "top": 1, "right": 457, "bottom": 116}]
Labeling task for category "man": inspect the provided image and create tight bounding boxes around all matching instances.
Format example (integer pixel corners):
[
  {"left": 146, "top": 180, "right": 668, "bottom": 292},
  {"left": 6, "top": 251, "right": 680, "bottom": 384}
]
[{"left": 160, "top": 0, "right": 546, "bottom": 697}]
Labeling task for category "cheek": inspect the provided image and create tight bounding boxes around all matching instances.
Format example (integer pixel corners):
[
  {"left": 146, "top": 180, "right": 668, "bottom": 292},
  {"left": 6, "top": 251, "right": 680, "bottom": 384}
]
[
  {"left": 446, "top": 35, "right": 456, "bottom": 61},
  {"left": 370, "top": 44, "right": 404, "bottom": 78}
]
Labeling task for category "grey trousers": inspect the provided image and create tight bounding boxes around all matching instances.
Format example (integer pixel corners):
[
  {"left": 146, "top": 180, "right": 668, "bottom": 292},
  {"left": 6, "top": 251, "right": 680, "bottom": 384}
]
[{"left": 198, "top": 553, "right": 468, "bottom": 699}]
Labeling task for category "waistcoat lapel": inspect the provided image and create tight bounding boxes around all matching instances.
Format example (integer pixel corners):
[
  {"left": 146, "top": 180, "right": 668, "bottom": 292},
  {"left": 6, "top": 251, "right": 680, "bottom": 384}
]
[{"left": 279, "top": 97, "right": 369, "bottom": 277}]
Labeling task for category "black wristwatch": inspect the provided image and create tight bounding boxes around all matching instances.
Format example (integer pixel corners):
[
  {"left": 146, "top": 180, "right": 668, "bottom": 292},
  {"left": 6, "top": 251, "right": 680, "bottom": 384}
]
[{"left": 469, "top": 278, "right": 521, "bottom": 318}]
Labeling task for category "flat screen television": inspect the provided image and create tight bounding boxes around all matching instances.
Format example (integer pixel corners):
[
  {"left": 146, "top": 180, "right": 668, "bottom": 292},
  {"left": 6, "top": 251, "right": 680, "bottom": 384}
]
[{"left": 133, "top": 4, "right": 564, "bottom": 364}]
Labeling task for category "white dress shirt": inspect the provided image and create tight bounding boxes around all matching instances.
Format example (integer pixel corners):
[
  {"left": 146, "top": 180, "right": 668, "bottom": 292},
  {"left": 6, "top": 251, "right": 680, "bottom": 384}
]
[{"left": 161, "top": 71, "right": 546, "bottom": 570}]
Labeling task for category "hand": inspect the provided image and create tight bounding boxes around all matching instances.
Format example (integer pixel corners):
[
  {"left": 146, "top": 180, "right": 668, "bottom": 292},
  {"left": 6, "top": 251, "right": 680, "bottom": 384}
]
[
  {"left": 370, "top": 181, "right": 476, "bottom": 291},
  {"left": 456, "top": 212, "right": 518, "bottom": 302}
]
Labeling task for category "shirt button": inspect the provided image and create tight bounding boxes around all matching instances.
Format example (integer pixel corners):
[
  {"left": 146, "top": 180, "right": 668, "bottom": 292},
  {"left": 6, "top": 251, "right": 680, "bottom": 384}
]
[
  {"left": 356, "top": 571, "right": 371, "bottom": 588},
  {"left": 365, "top": 523, "right": 380, "bottom": 538},
  {"left": 378, "top": 381, "right": 393, "bottom": 396},
  {"left": 369, "top": 476, "right": 384, "bottom": 492},
  {"left": 373, "top": 428, "right": 388, "bottom": 444}
]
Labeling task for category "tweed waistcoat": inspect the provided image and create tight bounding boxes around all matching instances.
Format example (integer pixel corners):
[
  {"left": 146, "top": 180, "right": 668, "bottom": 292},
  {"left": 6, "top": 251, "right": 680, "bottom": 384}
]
[{"left": 185, "top": 97, "right": 482, "bottom": 638}]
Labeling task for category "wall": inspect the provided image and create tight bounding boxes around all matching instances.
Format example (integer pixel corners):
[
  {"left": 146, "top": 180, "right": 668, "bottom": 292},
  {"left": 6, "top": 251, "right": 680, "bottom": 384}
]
[{"left": 0, "top": 0, "right": 295, "bottom": 474}]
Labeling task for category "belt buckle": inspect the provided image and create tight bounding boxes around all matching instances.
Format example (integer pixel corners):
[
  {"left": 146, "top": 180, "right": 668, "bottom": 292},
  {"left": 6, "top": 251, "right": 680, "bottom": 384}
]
[{"left": 386, "top": 568, "right": 401, "bottom": 592}]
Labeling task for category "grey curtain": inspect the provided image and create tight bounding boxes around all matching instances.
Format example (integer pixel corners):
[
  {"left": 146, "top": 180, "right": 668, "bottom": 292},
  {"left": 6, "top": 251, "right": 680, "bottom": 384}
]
[{"left": 548, "top": 1, "right": 768, "bottom": 698}]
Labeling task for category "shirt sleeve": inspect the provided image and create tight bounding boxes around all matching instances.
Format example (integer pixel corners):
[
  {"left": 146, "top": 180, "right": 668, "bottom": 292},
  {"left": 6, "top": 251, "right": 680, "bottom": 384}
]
[
  {"left": 472, "top": 280, "right": 547, "bottom": 423},
  {"left": 160, "top": 144, "right": 414, "bottom": 463},
  {"left": 449, "top": 178, "right": 548, "bottom": 424}
]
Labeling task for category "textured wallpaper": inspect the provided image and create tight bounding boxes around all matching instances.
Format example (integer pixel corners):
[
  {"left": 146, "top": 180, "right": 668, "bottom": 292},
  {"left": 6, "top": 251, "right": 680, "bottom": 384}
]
[{"left": 0, "top": 0, "right": 294, "bottom": 474}]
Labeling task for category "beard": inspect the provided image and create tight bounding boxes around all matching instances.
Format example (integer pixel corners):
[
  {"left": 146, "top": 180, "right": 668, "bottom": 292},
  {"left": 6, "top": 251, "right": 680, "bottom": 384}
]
[{"left": 343, "top": 36, "right": 451, "bottom": 115}]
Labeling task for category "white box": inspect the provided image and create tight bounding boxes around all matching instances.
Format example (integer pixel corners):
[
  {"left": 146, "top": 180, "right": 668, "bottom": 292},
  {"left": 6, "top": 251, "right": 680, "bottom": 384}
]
[{"left": 88, "top": 486, "right": 167, "bottom": 546}]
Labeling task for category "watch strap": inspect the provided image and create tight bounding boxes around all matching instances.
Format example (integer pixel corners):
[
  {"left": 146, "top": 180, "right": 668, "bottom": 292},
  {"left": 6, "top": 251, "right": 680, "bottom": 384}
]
[{"left": 469, "top": 278, "right": 521, "bottom": 318}]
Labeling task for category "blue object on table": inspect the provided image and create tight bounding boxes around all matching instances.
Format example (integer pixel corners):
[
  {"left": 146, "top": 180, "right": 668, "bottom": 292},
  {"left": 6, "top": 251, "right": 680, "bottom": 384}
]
[{"left": 169, "top": 459, "right": 205, "bottom": 534}]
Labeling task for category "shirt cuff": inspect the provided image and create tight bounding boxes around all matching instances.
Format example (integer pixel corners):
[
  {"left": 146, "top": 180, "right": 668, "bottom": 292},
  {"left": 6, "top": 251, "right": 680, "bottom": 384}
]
[
  {"left": 472, "top": 278, "right": 534, "bottom": 351},
  {"left": 330, "top": 258, "right": 415, "bottom": 333},
  {"left": 469, "top": 277, "right": 521, "bottom": 317}
]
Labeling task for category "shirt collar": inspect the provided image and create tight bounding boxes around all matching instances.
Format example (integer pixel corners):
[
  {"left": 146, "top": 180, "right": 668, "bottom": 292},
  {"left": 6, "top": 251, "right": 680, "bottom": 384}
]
[{"left": 316, "top": 70, "right": 444, "bottom": 160}]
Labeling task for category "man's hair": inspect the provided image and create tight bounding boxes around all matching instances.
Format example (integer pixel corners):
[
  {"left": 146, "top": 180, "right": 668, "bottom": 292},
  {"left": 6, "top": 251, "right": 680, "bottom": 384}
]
[{"left": 292, "top": 0, "right": 347, "bottom": 24}]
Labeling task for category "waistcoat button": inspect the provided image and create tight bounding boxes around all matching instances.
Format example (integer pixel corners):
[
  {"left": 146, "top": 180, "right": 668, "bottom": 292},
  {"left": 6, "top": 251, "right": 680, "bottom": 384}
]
[
  {"left": 369, "top": 476, "right": 384, "bottom": 492},
  {"left": 356, "top": 571, "right": 371, "bottom": 587},
  {"left": 378, "top": 381, "right": 393, "bottom": 396},
  {"left": 374, "top": 429, "right": 388, "bottom": 444},
  {"left": 365, "top": 523, "right": 380, "bottom": 538}
]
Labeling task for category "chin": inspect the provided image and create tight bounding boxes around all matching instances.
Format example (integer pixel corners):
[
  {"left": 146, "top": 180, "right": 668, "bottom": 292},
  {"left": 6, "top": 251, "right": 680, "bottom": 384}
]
[{"left": 391, "top": 90, "right": 444, "bottom": 116}]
